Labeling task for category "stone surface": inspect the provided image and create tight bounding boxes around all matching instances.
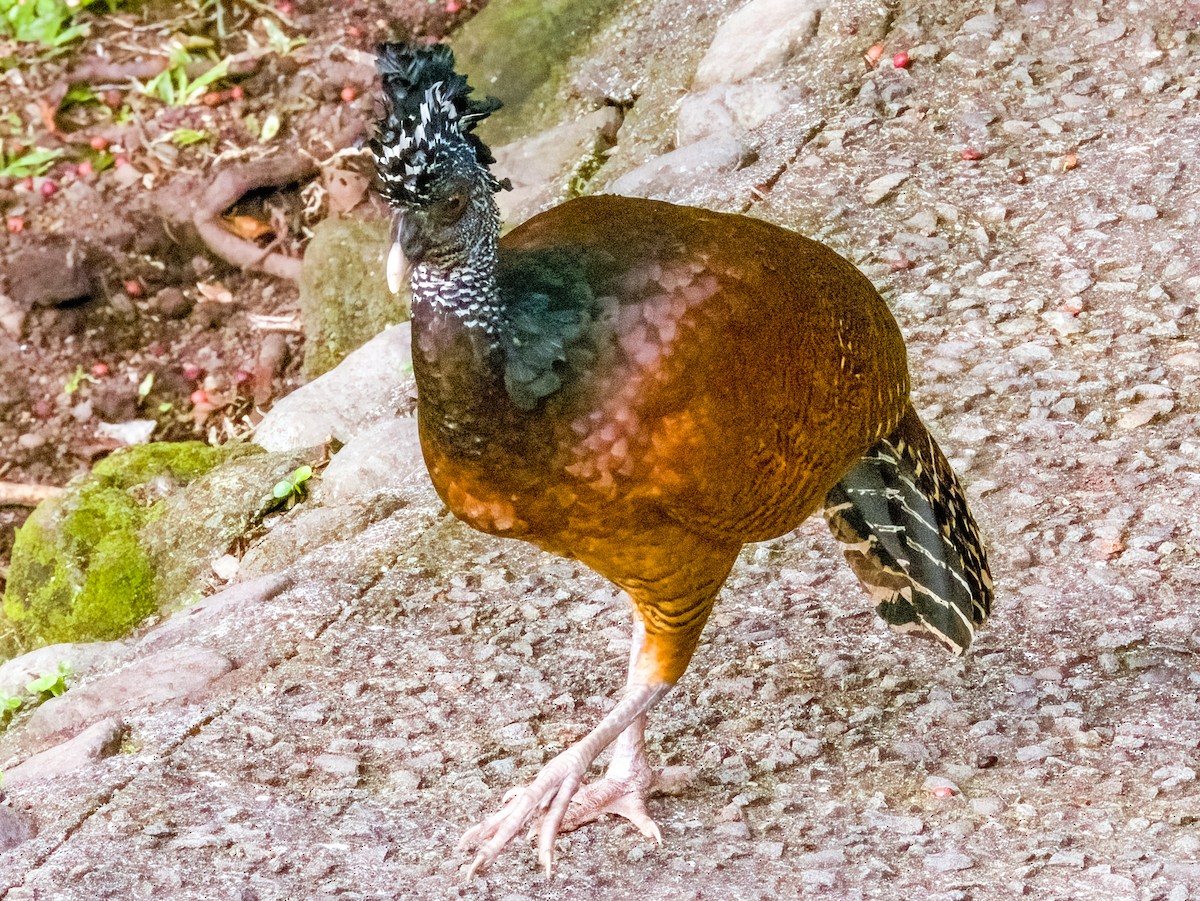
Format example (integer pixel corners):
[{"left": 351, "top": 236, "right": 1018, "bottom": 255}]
[
  {"left": 26, "top": 647, "right": 233, "bottom": 742},
  {"left": 2, "top": 0, "right": 1200, "bottom": 899},
  {"left": 607, "top": 136, "right": 750, "bottom": 199},
  {"left": 4, "top": 716, "right": 124, "bottom": 786},
  {"left": 693, "top": 0, "right": 828, "bottom": 89},
  {"left": 254, "top": 323, "right": 414, "bottom": 452},
  {"left": 493, "top": 107, "right": 623, "bottom": 225},
  {"left": 0, "top": 641, "right": 130, "bottom": 698}
]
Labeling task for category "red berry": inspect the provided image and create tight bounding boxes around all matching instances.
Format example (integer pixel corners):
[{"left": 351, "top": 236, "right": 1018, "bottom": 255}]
[
  {"left": 89, "top": 135, "right": 109, "bottom": 151},
  {"left": 230, "top": 85, "right": 245, "bottom": 101},
  {"left": 40, "top": 180, "right": 58, "bottom": 198},
  {"left": 865, "top": 43, "right": 884, "bottom": 65},
  {"left": 91, "top": 362, "right": 109, "bottom": 377},
  {"left": 190, "top": 388, "right": 210, "bottom": 406},
  {"left": 445, "top": 0, "right": 462, "bottom": 12},
  {"left": 234, "top": 368, "right": 253, "bottom": 385},
  {"left": 346, "top": 24, "right": 361, "bottom": 37},
  {"left": 114, "top": 156, "right": 130, "bottom": 168},
  {"left": 960, "top": 147, "right": 982, "bottom": 161},
  {"left": 892, "top": 51, "right": 909, "bottom": 69},
  {"left": 340, "top": 85, "right": 357, "bottom": 103},
  {"left": 76, "top": 160, "right": 94, "bottom": 178},
  {"left": 276, "top": 0, "right": 293, "bottom": 14},
  {"left": 6, "top": 216, "right": 24, "bottom": 233},
  {"left": 124, "top": 279, "right": 144, "bottom": 297}
]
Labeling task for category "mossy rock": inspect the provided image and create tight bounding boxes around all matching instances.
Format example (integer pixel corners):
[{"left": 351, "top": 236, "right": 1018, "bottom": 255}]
[
  {"left": 300, "top": 217, "right": 409, "bottom": 378},
  {"left": 452, "top": 0, "right": 629, "bottom": 146},
  {"left": 0, "top": 442, "right": 266, "bottom": 657}
]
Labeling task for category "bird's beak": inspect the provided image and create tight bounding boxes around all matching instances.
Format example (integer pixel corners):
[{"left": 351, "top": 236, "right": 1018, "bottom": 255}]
[{"left": 386, "top": 214, "right": 412, "bottom": 294}]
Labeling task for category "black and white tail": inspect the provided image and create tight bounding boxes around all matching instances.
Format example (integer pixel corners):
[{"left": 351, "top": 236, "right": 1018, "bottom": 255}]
[{"left": 822, "top": 404, "right": 993, "bottom": 655}]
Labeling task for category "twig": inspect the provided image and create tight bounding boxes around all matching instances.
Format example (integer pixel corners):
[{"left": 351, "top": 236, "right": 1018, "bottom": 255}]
[{"left": 0, "top": 481, "right": 62, "bottom": 508}]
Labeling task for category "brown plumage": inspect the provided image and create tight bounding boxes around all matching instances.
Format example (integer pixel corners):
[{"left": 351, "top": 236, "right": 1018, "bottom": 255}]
[{"left": 372, "top": 42, "right": 993, "bottom": 876}]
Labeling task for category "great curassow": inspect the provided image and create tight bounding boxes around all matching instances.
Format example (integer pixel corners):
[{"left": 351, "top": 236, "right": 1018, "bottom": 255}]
[{"left": 370, "top": 42, "right": 993, "bottom": 876}]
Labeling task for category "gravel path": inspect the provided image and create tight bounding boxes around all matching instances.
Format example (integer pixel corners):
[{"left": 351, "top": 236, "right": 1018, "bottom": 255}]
[{"left": 1, "top": 0, "right": 1198, "bottom": 899}]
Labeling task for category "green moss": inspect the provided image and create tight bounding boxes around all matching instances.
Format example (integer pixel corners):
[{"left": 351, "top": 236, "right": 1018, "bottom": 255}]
[
  {"left": 1, "top": 442, "right": 252, "bottom": 656},
  {"left": 452, "top": 0, "right": 628, "bottom": 146}
]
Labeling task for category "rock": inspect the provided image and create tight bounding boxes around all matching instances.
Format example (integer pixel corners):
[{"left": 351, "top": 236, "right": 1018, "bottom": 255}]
[
  {"left": 676, "top": 81, "right": 803, "bottom": 146},
  {"left": 255, "top": 322, "right": 413, "bottom": 452},
  {"left": 151, "top": 287, "right": 193, "bottom": 320},
  {"left": 0, "top": 805, "right": 34, "bottom": 851},
  {"left": 694, "top": 0, "right": 827, "bottom": 89},
  {"left": 314, "top": 752, "right": 360, "bottom": 779},
  {"left": 607, "top": 136, "right": 750, "bottom": 200},
  {"left": 1, "top": 443, "right": 253, "bottom": 652},
  {"left": 299, "top": 217, "right": 407, "bottom": 378},
  {"left": 94, "top": 419, "right": 157, "bottom": 446},
  {"left": 492, "top": 107, "right": 623, "bottom": 225},
  {"left": 27, "top": 646, "right": 233, "bottom": 742},
  {"left": 924, "top": 850, "right": 975, "bottom": 872},
  {"left": 4, "top": 716, "right": 124, "bottom": 786},
  {"left": 4, "top": 236, "right": 103, "bottom": 309},
  {"left": 317, "top": 416, "right": 425, "bottom": 504},
  {"left": 0, "top": 641, "right": 130, "bottom": 697},
  {"left": 863, "top": 171, "right": 910, "bottom": 204}
]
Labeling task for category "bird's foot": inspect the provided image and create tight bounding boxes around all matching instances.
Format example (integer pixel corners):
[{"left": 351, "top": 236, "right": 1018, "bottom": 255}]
[
  {"left": 555, "top": 770, "right": 662, "bottom": 842},
  {"left": 459, "top": 749, "right": 589, "bottom": 878}
]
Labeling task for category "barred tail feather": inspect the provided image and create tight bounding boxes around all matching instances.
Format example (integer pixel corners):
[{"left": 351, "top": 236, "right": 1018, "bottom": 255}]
[{"left": 822, "top": 404, "right": 993, "bottom": 655}]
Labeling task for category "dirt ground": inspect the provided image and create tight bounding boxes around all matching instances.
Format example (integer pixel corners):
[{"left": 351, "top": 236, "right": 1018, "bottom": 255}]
[{"left": 0, "top": 0, "right": 471, "bottom": 587}]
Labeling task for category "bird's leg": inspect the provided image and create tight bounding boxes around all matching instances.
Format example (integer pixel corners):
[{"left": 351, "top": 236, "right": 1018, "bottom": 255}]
[
  {"left": 460, "top": 547, "right": 735, "bottom": 877},
  {"left": 555, "top": 615, "right": 662, "bottom": 840},
  {"left": 460, "top": 678, "right": 671, "bottom": 878}
]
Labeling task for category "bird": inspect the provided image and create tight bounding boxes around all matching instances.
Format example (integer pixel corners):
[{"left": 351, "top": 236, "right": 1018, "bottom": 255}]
[{"left": 369, "top": 41, "right": 993, "bottom": 877}]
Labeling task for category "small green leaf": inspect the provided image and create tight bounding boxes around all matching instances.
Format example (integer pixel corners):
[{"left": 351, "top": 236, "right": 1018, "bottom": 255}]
[
  {"left": 64, "top": 365, "right": 96, "bottom": 395},
  {"left": 272, "top": 479, "right": 293, "bottom": 499},
  {"left": 259, "top": 112, "right": 280, "bottom": 142},
  {"left": 137, "top": 371, "right": 155, "bottom": 400},
  {"left": 170, "top": 128, "right": 211, "bottom": 146}
]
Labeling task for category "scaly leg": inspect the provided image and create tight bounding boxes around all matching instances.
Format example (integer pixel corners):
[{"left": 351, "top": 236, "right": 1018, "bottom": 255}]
[
  {"left": 460, "top": 545, "right": 737, "bottom": 877},
  {"left": 556, "top": 615, "right": 662, "bottom": 840},
  {"left": 460, "top": 679, "right": 671, "bottom": 877}
]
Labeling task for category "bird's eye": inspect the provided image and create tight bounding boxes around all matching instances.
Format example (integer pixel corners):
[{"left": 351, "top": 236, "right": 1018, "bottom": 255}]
[{"left": 444, "top": 193, "right": 467, "bottom": 220}]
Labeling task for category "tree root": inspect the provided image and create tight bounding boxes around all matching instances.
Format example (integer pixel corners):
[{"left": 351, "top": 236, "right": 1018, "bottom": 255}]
[
  {"left": 0, "top": 481, "right": 62, "bottom": 508},
  {"left": 192, "top": 154, "right": 321, "bottom": 283}
]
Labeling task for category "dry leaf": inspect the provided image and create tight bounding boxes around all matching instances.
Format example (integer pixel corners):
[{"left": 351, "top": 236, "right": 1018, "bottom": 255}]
[{"left": 222, "top": 214, "right": 274, "bottom": 240}]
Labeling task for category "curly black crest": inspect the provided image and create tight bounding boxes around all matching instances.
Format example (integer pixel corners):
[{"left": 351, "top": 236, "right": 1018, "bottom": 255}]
[{"left": 371, "top": 42, "right": 506, "bottom": 207}]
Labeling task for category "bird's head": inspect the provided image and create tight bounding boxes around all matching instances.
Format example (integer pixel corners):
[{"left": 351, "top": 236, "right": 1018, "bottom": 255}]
[{"left": 370, "top": 42, "right": 508, "bottom": 291}]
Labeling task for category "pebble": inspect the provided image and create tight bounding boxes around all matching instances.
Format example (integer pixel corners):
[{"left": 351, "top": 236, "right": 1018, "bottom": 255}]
[
  {"left": 863, "top": 172, "right": 910, "bottom": 205},
  {"left": 607, "top": 136, "right": 750, "bottom": 200},
  {"left": 693, "top": 0, "right": 825, "bottom": 88},
  {"left": 924, "top": 850, "right": 975, "bottom": 872},
  {"left": 314, "top": 753, "right": 360, "bottom": 779}
]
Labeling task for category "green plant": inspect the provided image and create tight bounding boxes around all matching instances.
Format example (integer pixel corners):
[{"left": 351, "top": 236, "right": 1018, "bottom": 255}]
[
  {"left": 0, "top": 142, "right": 62, "bottom": 178},
  {"left": 261, "top": 17, "right": 305, "bottom": 55},
  {"left": 0, "top": 693, "right": 22, "bottom": 722},
  {"left": 64, "top": 365, "right": 97, "bottom": 395},
  {"left": 0, "top": 0, "right": 89, "bottom": 47},
  {"left": 142, "top": 43, "right": 230, "bottom": 107},
  {"left": 26, "top": 660, "right": 72, "bottom": 699},
  {"left": 272, "top": 464, "right": 312, "bottom": 508},
  {"left": 169, "top": 128, "right": 212, "bottom": 146}
]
